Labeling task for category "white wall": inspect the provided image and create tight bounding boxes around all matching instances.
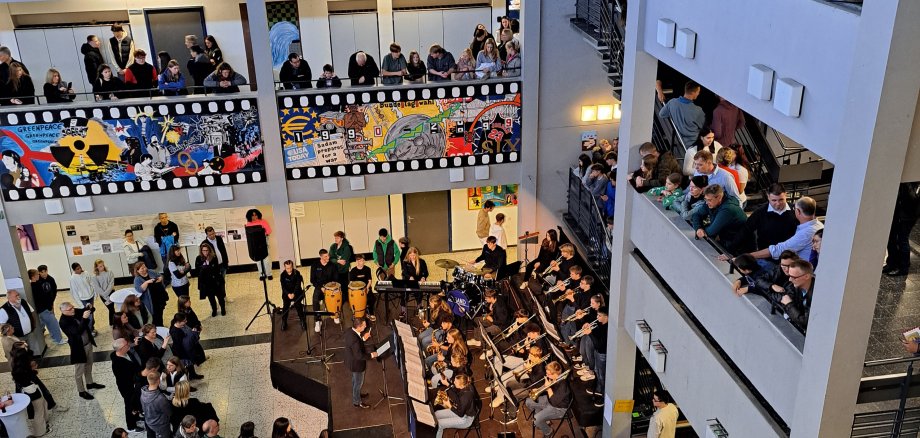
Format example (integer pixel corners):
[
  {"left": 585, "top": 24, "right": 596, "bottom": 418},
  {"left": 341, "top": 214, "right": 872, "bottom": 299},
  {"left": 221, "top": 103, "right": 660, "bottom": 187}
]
[
  {"left": 449, "top": 187, "right": 518, "bottom": 251},
  {"left": 641, "top": 0, "right": 859, "bottom": 163},
  {"left": 21, "top": 222, "right": 70, "bottom": 284}
]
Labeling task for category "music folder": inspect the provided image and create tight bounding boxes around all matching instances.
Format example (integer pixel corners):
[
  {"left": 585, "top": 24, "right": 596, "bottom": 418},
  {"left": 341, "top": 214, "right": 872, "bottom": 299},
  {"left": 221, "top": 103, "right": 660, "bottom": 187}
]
[{"left": 376, "top": 341, "right": 391, "bottom": 356}]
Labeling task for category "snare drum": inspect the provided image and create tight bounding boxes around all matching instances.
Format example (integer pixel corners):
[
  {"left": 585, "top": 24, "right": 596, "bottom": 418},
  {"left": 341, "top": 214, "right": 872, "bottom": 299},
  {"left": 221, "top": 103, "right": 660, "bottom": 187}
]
[
  {"left": 478, "top": 278, "right": 496, "bottom": 289},
  {"left": 322, "top": 282, "right": 343, "bottom": 318},
  {"left": 348, "top": 281, "right": 368, "bottom": 318}
]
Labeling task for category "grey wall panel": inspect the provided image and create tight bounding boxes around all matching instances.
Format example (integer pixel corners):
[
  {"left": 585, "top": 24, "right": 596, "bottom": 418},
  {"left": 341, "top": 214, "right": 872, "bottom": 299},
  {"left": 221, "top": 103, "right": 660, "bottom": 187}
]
[
  {"left": 44, "top": 28, "right": 86, "bottom": 98},
  {"left": 392, "top": 11, "right": 420, "bottom": 58},
  {"left": 329, "top": 14, "right": 357, "bottom": 79},
  {"left": 442, "top": 8, "right": 492, "bottom": 57}
]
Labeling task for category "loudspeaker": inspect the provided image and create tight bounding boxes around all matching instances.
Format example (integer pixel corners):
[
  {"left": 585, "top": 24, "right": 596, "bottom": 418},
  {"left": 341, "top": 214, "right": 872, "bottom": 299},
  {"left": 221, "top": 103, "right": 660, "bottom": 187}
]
[{"left": 245, "top": 225, "right": 268, "bottom": 261}]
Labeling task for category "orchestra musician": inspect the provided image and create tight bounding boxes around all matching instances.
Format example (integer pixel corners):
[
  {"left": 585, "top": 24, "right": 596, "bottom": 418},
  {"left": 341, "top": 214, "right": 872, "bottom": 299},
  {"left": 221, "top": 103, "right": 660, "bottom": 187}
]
[
  {"left": 525, "top": 361, "right": 573, "bottom": 436},
  {"left": 500, "top": 323, "right": 548, "bottom": 372},
  {"left": 582, "top": 306, "right": 608, "bottom": 405},
  {"left": 491, "top": 344, "right": 546, "bottom": 405},
  {"left": 400, "top": 247, "right": 429, "bottom": 319},
  {"left": 430, "top": 350, "right": 471, "bottom": 389},
  {"left": 574, "top": 294, "right": 605, "bottom": 382},
  {"left": 546, "top": 243, "right": 576, "bottom": 284},
  {"left": 526, "top": 229, "right": 559, "bottom": 278},
  {"left": 425, "top": 314, "right": 459, "bottom": 368},
  {"left": 471, "top": 236, "right": 507, "bottom": 275},
  {"left": 468, "top": 289, "right": 510, "bottom": 348},
  {"left": 278, "top": 260, "right": 307, "bottom": 331},
  {"left": 560, "top": 275, "right": 593, "bottom": 348},
  {"left": 349, "top": 254, "right": 376, "bottom": 322},
  {"left": 434, "top": 373, "right": 479, "bottom": 438},
  {"left": 554, "top": 265, "right": 584, "bottom": 327},
  {"left": 428, "top": 328, "right": 470, "bottom": 375},
  {"left": 419, "top": 295, "right": 451, "bottom": 351},
  {"left": 311, "top": 249, "right": 339, "bottom": 332}
]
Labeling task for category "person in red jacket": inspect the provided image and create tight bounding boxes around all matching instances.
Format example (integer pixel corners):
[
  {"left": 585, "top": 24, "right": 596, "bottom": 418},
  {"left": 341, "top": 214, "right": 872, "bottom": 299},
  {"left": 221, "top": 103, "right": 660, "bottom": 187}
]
[{"left": 123, "top": 49, "right": 157, "bottom": 97}]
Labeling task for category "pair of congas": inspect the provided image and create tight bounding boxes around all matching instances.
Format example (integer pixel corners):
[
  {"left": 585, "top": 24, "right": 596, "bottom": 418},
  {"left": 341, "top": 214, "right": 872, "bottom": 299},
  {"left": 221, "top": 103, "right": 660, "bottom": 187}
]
[{"left": 322, "top": 281, "right": 369, "bottom": 319}]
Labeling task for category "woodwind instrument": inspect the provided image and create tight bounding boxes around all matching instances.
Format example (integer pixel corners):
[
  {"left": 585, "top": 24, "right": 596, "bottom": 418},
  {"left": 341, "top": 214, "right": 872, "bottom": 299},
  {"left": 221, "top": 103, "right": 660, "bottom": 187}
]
[
  {"left": 434, "top": 389, "right": 449, "bottom": 407},
  {"left": 513, "top": 353, "right": 552, "bottom": 380},
  {"left": 546, "top": 278, "right": 571, "bottom": 295},
  {"left": 427, "top": 337, "right": 442, "bottom": 356},
  {"left": 570, "top": 319, "right": 599, "bottom": 341},
  {"left": 552, "top": 286, "right": 583, "bottom": 304},
  {"left": 561, "top": 306, "right": 592, "bottom": 323},
  {"left": 528, "top": 369, "right": 571, "bottom": 401}
]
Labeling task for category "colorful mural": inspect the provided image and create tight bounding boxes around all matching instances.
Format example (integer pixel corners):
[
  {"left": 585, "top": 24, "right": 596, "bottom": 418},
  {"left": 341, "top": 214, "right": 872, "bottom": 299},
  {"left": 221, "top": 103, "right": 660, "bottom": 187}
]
[
  {"left": 0, "top": 102, "right": 264, "bottom": 199},
  {"left": 279, "top": 92, "right": 522, "bottom": 169},
  {"left": 468, "top": 185, "right": 518, "bottom": 210}
]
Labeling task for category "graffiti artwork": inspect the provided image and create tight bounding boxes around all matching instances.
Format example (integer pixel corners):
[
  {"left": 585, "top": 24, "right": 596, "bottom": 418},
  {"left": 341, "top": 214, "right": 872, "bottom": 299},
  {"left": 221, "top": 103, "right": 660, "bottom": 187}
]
[
  {"left": 468, "top": 185, "right": 518, "bottom": 210},
  {"left": 279, "top": 92, "right": 522, "bottom": 171},
  {"left": 0, "top": 101, "right": 264, "bottom": 200}
]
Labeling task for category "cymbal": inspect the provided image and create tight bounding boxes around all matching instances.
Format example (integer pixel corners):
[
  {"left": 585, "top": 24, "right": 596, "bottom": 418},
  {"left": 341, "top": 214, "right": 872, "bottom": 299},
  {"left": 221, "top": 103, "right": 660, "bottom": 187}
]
[
  {"left": 467, "top": 267, "right": 494, "bottom": 276},
  {"left": 435, "top": 259, "right": 461, "bottom": 269}
]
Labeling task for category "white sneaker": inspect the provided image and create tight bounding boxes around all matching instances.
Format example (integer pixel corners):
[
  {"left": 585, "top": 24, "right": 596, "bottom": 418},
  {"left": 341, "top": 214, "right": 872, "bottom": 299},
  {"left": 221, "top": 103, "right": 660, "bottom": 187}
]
[
  {"left": 580, "top": 372, "right": 596, "bottom": 381},
  {"left": 574, "top": 363, "right": 586, "bottom": 370},
  {"left": 334, "top": 318, "right": 341, "bottom": 325},
  {"left": 314, "top": 322, "right": 322, "bottom": 333}
]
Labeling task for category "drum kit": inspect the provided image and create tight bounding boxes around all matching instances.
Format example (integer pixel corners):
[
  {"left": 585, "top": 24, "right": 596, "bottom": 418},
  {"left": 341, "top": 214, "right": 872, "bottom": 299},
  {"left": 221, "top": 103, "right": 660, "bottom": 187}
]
[{"left": 434, "top": 258, "right": 495, "bottom": 317}]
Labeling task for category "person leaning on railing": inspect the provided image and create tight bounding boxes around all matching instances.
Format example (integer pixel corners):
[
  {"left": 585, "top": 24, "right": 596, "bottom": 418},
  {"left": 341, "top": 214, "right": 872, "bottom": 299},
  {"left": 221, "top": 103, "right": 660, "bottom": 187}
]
[
  {"left": 502, "top": 40, "right": 521, "bottom": 78},
  {"left": 203, "top": 62, "right": 247, "bottom": 94},
  {"left": 689, "top": 184, "right": 746, "bottom": 244},
  {"left": 93, "top": 64, "right": 125, "bottom": 101},
  {"left": 427, "top": 44, "right": 456, "bottom": 82},
  {"left": 0, "top": 62, "right": 34, "bottom": 106}
]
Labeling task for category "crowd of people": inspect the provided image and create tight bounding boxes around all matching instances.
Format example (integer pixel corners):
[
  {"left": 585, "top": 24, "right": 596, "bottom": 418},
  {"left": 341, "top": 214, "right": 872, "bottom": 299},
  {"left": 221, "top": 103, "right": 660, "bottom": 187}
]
[{"left": 279, "top": 18, "right": 522, "bottom": 90}]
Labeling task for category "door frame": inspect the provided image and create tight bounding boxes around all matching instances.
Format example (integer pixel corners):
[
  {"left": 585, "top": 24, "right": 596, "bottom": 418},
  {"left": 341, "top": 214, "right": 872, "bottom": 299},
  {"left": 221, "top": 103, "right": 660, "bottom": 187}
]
[
  {"left": 143, "top": 6, "right": 208, "bottom": 66},
  {"left": 402, "top": 191, "right": 453, "bottom": 253}
]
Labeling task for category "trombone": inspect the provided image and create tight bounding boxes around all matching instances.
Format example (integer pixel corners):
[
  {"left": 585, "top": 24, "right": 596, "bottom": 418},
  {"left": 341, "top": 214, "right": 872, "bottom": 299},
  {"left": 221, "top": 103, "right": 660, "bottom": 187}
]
[
  {"left": 502, "top": 332, "right": 548, "bottom": 355},
  {"left": 546, "top": 278, "right": 571, "bottom": 295},
  {"left": 551, "top": 286, "right": 583, "bottom": 305},
  {"left": 570, "top": 319, "right": 599, "bottom": 341},
  {"left": 560, "top": 306, "right": 592, "bottom": 324},
  {"left": 492, "top": 314, "right": 536, "bottom": 342},
  {"left": 528, "top": 369, "right": 571, "bottom": 401},
  {"left": 513, "top": 353, "right": 552, "bottom": 380}
]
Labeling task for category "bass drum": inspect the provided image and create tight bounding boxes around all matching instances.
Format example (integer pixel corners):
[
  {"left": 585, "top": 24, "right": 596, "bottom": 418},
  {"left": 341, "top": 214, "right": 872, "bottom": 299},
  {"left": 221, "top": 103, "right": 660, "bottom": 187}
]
[{"left": 446, "top": 289, "right": 471, "bottom": 316}]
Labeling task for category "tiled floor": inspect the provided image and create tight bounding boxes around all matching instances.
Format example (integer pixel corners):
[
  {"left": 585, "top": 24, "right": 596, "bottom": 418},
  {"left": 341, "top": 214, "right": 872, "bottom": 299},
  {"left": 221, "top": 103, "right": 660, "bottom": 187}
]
[{"left": 9, "top": 247, "right": 515, "bottom": 437}]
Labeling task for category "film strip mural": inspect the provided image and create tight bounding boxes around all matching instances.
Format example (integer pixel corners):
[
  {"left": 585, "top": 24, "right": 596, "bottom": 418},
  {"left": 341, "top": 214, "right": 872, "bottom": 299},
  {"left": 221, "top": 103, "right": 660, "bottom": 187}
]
[
  {"left": 278, "top": 81, "right": 522, "bottom": 179},
  {"left": 0, "top": 98, "right": 266, "bottom": 201}
]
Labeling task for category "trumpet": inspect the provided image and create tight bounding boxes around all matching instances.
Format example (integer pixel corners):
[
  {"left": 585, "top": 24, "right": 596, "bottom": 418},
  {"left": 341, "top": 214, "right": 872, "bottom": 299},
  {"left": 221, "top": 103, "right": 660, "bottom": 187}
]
[
  {"left": 513, "top": 353, "right": 552, "bottom": 380},
  {"left": 434, "top": 389, "right": 449, "bottom": 408},
  {"left": 535, "top": 256, "right": 563, "bottom": 278},
  {"left": 493, "top": 314, "right": 536, "bottom": 341},
  {"left": 561, "top": 306, "right": 592, "bottom": 324},
  {"left": 528, "top": 369, "right": 571, "bottom": 401},
  {"left": 551, "top": 286, "right": 583, "bottom": 305},
  {"left": 503, "top": 332, "right": 547, "bottom": 355},
  {"left": 570, "top": 319, "right": 599, "bottom": 341},
  {"left": 546, "top": 278, "right": 571, "bottom": 295}
]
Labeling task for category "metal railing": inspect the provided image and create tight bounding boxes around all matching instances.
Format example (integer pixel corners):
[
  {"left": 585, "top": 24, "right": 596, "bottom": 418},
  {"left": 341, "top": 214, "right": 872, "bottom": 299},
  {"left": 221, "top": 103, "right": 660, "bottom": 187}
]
[
  {"left": 272, "top": 66, "right": 521, "bottom": 90},
  {"left": 853, "top": 356, "right": 920, "bottom": 437},
  {"left": 565, "top": 169, "right": 612, "bottom": 285},
  {"left": 0, "top": 84, "right": 255, "bottom": 107},
  {"left": 573, "top": 0, "right": 625, "bottom": 97}
]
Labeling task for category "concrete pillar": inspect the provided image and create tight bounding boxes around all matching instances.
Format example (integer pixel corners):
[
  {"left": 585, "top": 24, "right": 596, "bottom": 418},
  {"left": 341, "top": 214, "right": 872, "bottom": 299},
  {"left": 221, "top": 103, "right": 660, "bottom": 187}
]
[
  {"left": 604, "top": 0, "right": 657, "bottom": 436},
  {"left": 0, "top": 218, "right": 45, "bottom": 354},
  {"left": 516, "top": 0, "right": 540, "bottom": 256},
  {"left": 246, "top": 0, "right": 296, "bottom": 266},
  {"left": 789, "top": 1, "right": 920, "bottom": 436},
  {"left": 377, "top": 0, "right": 395, "bottom": 61}
]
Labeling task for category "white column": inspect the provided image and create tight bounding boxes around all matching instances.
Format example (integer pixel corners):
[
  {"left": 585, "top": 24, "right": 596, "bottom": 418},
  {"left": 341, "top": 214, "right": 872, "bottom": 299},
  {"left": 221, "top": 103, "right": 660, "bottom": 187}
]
[
  {"left": 790, "top": 1, "right": 920, "bottom": 436},
  {"left": 516, "top": 0, "right": 540, "bottom": 254},
  {"left": 604, "top": 0, "right": 657, "bottom": 436},
  {"left": 0, "top": 219, "right": 45, "bottom": 354},
  {"left": 377, "top": 0, "right": 395, "bottom": 59},
  {"left": 245, "top": 0, "right": 296, "bottom": 266}
]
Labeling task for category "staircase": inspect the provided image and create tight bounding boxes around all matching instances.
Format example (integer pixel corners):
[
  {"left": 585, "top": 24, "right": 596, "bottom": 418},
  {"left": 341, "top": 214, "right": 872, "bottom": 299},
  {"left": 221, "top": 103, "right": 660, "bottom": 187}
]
[{"left": 571, "top": 0, "right": 625, "bottom": 99}]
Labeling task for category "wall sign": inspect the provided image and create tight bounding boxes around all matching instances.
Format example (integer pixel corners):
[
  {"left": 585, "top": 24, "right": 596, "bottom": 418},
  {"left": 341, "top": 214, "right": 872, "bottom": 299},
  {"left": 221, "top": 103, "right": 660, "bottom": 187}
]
[
  {"left": 0, "top": 98, "right": 266, "bottom": 201},
  {"left": 278, "top": 81, "right": 522, "bottom": 179}
]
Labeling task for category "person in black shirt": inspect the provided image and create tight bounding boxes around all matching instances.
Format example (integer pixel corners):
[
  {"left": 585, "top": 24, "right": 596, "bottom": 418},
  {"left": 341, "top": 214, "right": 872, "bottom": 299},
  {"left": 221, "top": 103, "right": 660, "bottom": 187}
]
[
  {"left": 469, "top": 288, "right": 509, "bottom": 347},
  {"left": 434, "top": 373, "right": 479, "bottom": 437},
  {"left": 400, "top": 247, "right": 429, "bottom": 318},
  {"left": 111, "top": 338, "right": 145, "bottom": 433},
  {"left": 349, "top": 254, "right": 376, "bottom": 321},
  {"left": 585, "top": 307, "right": 608, "bottom": 404},
  {"left": 347, "top": 51, "right": 379, "bottom": 87},
  {"left": 279, "top": 260, "right": 306, "bottom": 331},
  {"left": 547, "top": 243, "right": 576, "bottom": 284},
  {"left": 526, "top": 361, "right": 572, "bottom": 436},
  {"left": 344, "top": 317, "right": 378, "bottom": 409},
  {"left": 153, "top": 213, "right": 179, "bottom": 246},
  {"left": 311, "top": 249, "right": 339, "bottom": 332},
  {"left": 558, "top": 270, "right": 586, "bottom": 347},
  {"left": 472, "top": 236, "right": 506, "bottom": 275},
  {"left": 31, "top": 267, "right": 66, "bottom": 345},
  {"left": 279, "top": 53, "right": 312, "bottom": 89},
  {"left": 315, "top": 64, "right": 342, "bottom": 89},
  {"left": 526, "top": 229, "right": 559, "bottom": 278},
  {"left": 726, "top": 183, "right": 798, "bottom": 255}
]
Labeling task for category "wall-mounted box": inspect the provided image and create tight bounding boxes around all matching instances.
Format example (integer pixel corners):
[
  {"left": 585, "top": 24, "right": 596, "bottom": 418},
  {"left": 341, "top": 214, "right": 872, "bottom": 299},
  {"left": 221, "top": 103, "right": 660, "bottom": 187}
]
[
  {"left": 635, "top": 320, "right": 652, "bottom": 354},
  {"left": 649, "top": 340, "right": 667, "bottom": 373},
  {"left": 774, "top": 77, "right": 805, "bottom": 118},
  {"left": 675, "top": 28, "right": 697, "bottom": 59},
  {"left": 747, "top": 64, "right": 774, "bottom": 101},
  {"left": 657, "top": 19, "right": 677, "bottom": 48}
]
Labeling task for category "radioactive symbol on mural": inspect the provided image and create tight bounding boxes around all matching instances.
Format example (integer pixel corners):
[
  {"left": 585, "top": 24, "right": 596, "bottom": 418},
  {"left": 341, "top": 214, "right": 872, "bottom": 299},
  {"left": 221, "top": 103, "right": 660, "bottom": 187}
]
[{"left": 50, "top": 118, "right": 122, "bottom": 171}]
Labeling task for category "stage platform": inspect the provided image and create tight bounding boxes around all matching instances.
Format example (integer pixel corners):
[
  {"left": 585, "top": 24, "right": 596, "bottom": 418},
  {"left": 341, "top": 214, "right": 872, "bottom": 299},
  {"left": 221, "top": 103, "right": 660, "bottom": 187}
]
[{"left": 270, "top": 288, "right": 596, "bottom": 437}]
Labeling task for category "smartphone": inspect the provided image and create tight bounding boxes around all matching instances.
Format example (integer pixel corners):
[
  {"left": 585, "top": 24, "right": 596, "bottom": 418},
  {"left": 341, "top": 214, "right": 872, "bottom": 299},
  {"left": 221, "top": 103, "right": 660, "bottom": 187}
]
[{"left": 67, "top": 82, "right": 72, "bottom": 89}]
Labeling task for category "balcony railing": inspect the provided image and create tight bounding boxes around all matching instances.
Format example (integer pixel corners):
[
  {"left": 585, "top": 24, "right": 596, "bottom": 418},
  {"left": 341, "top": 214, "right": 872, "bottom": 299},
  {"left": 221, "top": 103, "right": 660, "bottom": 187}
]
[
  {"left": 572, "top": 0, "right": 625, "bottom": 98},
  {"left": 564, "top": 169, "right": 611, "bottom": 286}
]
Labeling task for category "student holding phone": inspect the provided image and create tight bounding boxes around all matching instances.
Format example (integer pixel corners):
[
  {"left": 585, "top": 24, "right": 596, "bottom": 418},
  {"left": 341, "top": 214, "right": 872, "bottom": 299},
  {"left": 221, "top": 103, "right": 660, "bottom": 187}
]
[{"left": 43, "top": 68, "right": 75, "bottom": 103}]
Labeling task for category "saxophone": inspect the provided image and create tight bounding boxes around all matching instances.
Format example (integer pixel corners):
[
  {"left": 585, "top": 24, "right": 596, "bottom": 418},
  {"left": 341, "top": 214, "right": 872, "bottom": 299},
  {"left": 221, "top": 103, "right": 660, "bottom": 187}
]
[
  {"left": 427, "top": 338, "right": 442, "bottom": 356},
  {"left": 435, "top": 389, "right": 449, "bottom": 408}
]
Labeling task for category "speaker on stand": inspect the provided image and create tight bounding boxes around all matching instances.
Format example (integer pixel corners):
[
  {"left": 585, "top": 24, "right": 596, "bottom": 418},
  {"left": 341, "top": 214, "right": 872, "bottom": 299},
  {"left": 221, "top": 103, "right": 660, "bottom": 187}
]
[{"left": 245, "top": 224, "right": 276, "bottom": 331}]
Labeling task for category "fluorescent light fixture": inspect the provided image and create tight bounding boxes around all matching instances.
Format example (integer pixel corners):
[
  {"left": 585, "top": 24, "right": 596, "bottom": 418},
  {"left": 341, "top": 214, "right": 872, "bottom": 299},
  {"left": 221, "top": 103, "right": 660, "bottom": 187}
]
[
  {"left": 581, "top": 105, "right": 598, "bottom": 122},
  {"left": 614, "top": 104, "right": 622, "bottom": 119},
  {"left": 597, "top": 104, "right": 614, "bottom": 120}
]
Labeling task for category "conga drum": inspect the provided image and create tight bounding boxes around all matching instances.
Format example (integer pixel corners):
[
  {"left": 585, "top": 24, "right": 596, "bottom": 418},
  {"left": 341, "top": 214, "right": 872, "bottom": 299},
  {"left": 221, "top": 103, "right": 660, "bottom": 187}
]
[
  {"left": 322, "top": 282, "right": 343, "bottom": 319},
  {"left": 348, "top": 281, "right": 368, "bottom": 318}
]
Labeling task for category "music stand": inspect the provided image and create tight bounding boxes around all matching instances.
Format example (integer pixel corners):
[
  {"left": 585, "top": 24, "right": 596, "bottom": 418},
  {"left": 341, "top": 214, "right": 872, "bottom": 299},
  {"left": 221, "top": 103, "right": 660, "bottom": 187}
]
[
  {"left": 528, "top": 286, "right": 561, "bottom": 342},
  {"left": 372, "top": 323, "right": 403, "bottom": 408},
  {"left": 518, "top": 231, "right": 540, "bottom": 268},
  {"left": 295, "top": 309, "right": 337, "bottom": 368},
  {"left": 481, "top": 335, "right": 520, "bottom": 431},
  {"left": 245, "top": 225, "right": 276, "bottom": 331}
]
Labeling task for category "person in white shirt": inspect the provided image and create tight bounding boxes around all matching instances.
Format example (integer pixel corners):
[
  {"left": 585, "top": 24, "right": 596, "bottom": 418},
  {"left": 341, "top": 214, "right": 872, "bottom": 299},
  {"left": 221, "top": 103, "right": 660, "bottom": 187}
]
[
  {"left": 0, "top": 289, "right": 35, "bottom": 339},
  {"left": 648, "top": 390, "right": 679, "bottom": 438},
  {"left": 489, "top": 213, "right": 508, "bottom": 249},
  {"left": 123, "top": 229, "right": 144, "bottom": 275},
  {"left": 69, "top": 263, "right": 97, "bottom": 335}
]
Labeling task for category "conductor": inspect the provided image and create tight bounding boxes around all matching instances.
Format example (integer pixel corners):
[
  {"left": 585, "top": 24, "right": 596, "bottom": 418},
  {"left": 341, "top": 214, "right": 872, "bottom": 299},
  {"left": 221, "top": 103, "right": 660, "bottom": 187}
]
[{"left": 345, "top": 317, "right": 378, "bottom": 409}]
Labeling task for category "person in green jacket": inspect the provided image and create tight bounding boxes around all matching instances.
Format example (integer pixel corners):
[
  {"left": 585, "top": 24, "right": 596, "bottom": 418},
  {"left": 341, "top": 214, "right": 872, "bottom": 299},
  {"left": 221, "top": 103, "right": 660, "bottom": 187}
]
[
  {"left": 690, "top": 184, "right": 746, "bottom": 244},
  {"left": 330, "top": 231, "right": 353, "bottom": 293},
  {"left": 373, "top": 228, "right": 401, "bottom": 280},
  {"left": 646, "top": 172, "right": 684, "bottom": 210}
]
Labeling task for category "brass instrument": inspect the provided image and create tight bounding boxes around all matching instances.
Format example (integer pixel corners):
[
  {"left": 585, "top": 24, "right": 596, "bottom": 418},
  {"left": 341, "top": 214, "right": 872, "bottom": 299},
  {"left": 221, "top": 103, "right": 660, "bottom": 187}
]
[
  {"left": 503, "top": 332, "right": 548, "bottom": 355},
  {"left": 418, "top": 306, "right": 429, "bottom": 327},
  {"left": 528, "top": 369, "right": 571, "bottom": 401},
  {"left": 546, "top": 278, "right": 571, "bottom": 295},
  {"left": 434, "top": 389, "right": 449, "bottom": 408},
  {"left": 551, "top": 286, "right": 583, "bottom": 305},
  {"left": 561, "top": 306, "right": 592, "bottom": 324},
  {"left": 570, "top": 319, "right": 599, "bottom": 341},
  {"left": 494, "top": 314, "right": 536, "bottom": 341},
  {"left": 513, "top": 353, "right": 552, "bottom": 380},
  {"left": 535, "top": 256, "right": 563, "bottom": 279},
  {"left": 427, "top": 338, "right": 443, "bottom": 356},
  {"left": 434, "top": 360, "right": 447, "bottom": 374}
]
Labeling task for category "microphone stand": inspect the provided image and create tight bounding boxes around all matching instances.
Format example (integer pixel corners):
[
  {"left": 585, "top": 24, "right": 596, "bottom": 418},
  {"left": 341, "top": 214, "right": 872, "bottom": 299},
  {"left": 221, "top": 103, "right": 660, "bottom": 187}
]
[{"left": 246, "top": 258, "right": 276, "bottom": 331}]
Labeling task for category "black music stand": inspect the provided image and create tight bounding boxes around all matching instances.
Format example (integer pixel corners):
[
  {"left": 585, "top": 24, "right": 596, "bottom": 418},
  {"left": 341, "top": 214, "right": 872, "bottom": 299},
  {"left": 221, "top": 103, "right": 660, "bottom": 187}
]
[
  {"left": 372, "top": 323, "right": 402, "bottom": 408},
  {"left": 246, "top": 259, "right": 276, "bottom": 331},
  {"left": 297, "top": 309, "right": 337, "bottom": 368},
  {"left": 481, "top": 333, "right": 520, "bottom": 431}
]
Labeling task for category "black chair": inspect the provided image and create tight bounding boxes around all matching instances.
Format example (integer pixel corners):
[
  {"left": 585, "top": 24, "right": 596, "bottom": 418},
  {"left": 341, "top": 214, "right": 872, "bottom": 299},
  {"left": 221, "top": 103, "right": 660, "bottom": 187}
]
[
  {"left": 450, "top": 395, "right": 483, "bottom": 438},
  {"left": 530, "top": 399, "right": 581, "bottom": 438}
]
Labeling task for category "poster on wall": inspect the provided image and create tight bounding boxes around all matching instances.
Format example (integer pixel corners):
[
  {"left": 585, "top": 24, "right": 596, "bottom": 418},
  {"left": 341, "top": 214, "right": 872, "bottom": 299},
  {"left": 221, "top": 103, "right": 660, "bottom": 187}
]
[
  {"left": 468, "top": 185, "right": 518, "bottom": 210},
  {"left": 0, "top": 101, "right": 264, "bottom": 200},
  {"left": 16, "top": 224, "right": 37, "bottom": 251},
  {"left": 279, "top": 92, "right": 522, "bottom": 170},
  {"left": 266, "top": 1, "right": 301, "bottom": 71}
]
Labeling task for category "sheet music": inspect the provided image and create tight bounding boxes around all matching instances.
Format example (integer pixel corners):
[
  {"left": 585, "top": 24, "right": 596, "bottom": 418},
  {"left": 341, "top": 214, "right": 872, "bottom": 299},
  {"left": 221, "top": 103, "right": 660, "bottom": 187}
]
[
  {"left": 376, "top": 341, "right": 391, "bottom": 356},
  {"left": 533, "top": 293, "right": 561, "bottom": 341},
  {"left": 395, "top": 321, "right": 414, "bottom": 338},
  {"left": 412, "top": 400, "right": 437, "bottom": 426},
  {"left": 408, "top": 380, "right": 428, "bottom": 403},
  {"left": 549, "top": 341, "right": 568, "bottom": 365}
]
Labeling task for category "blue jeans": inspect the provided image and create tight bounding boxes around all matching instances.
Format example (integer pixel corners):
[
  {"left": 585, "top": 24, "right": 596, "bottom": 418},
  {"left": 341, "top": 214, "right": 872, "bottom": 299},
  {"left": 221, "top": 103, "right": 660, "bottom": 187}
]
[
  {"left": 37, "top": 310, "right": 64, "bottom": 343},
  {"left": 560, "top": 304, "right": 576, "bottom": 344},
  {"left": 526, "top": 395, "right": 567, "bottom": 435},
  {"left": 595, "top": 352, "right": 607, "bottom": 393},
  {"left": 80, "top": 298, "right": 95, "bottom": 330},
  {"left": 419, "top": 327, "right": 433, "bottom": 350},
  {"left": 352, "top": 370, "right": 365, "bottom": 405},
  {"left": 580, "top": 335, "right": 595, "bottom": 368},
  {"left": 434, "top": 410, "right": 473, "bottom": 438}
]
